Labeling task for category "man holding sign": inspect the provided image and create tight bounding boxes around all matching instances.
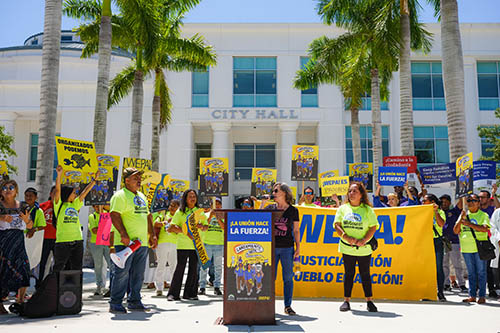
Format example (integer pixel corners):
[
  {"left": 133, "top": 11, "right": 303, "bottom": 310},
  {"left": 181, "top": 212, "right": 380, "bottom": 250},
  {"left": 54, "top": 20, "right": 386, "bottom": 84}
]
[{"left": 109, "top": 168, "right": 157, "bottom": 313}]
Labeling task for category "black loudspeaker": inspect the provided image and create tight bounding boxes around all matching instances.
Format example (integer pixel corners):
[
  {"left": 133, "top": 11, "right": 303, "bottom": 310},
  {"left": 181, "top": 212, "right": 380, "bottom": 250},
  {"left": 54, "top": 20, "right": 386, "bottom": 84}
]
[{"left": 57, "top": 270, "right": 83, "bottom": 315}]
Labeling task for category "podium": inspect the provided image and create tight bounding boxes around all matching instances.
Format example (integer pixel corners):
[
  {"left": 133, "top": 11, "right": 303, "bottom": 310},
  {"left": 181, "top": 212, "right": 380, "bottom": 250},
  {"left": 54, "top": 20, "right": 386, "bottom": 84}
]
[{"left": 217, "top": 209, "right": 283, "bottom": 325}]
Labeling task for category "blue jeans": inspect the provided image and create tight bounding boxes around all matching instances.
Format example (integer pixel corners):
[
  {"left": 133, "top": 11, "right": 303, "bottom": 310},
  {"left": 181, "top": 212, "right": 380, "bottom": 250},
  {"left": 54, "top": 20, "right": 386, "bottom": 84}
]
[
  {"left": 434, "top": 238, "right": 444, "bottom": 294},
  {"left": 89, "top": 242, "right": 111, "bottom": 288},
  {"left": 110, "top": 246, "right": 148, "bottom": 306},
  {"left": 275, "top": 247, "right": 294, "bottom": 307},
  {"left": 199, "top": 244, "right": 223, "bottom": 288},
  {"left": 462, "top": 252, "right": 487, "bottom": 298}
]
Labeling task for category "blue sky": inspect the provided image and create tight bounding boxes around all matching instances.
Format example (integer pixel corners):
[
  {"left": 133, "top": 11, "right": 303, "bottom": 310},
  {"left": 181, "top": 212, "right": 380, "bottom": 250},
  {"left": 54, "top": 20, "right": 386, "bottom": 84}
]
[{"left": 1, "top": 0, "right": 499, "bottom": 48}]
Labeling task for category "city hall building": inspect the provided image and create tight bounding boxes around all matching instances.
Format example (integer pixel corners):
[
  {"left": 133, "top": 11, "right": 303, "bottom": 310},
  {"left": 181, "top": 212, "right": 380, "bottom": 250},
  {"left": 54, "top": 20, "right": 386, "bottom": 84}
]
[{"left": 1, "top": 23, "right": 499, "bottom": 210}]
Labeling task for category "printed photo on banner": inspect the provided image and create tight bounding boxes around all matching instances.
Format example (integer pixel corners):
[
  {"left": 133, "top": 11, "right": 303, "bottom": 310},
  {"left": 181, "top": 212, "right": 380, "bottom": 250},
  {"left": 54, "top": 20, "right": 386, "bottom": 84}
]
[
  {"left": 383, "top": 156, "right": 417, "bottom": 173},
  {"left": 320, "top": 176, "right": 349, "bottom": 197},
  {"left": 251, "top": 168, "right": 277, "bottom": 198},
  {"left": 120, "top": 157, "right": 152, "bottom": 188},
  {"left": 150, "top": 174, "right": 172, "bottom": 213},
  {"left": 199, "top": 158, "right": 229, "bottom": 196},
  {"left": 348, "top": 162, "right": 373, "bottom": 192},
  {"left": 473, "top": 160, "right": 497, "bottom": 191},
  {"left": 199, "top": 195, "right": 220, "bottom": 209},
  {"left": 0, "top": 160, "right": 8, "bottom": 182},
  {"left": 60, "top": 169, "right": 91, "bottom": 202},
  {"left": 226, "top": 211, "right": 272, "bottom": 301},
  {"left": 419, "top": 163, "right": 456, "bottom": 187},
  {"left": 85, "top": 154, "right": 120, "bottom": 206},
  {"left": 378, "top": 166, "right": 407, "bottom": 186},
  {"left": 319, "top": 170, "right": 339, "bottom": 180},
  {"left": 168, "top": 179, "right": 190, "bottom": 201},
  {"left": 291, "top": 145, "right": 319, "bottom": 181},
  {"left": 275, "top": 205, "right": 436, "bottom": 301},
  {"left": 456, "top": 152, "right": 473, "bottom": 198},
  {"left": 55, "top": 136, "right": 98, "bottom": 174}
]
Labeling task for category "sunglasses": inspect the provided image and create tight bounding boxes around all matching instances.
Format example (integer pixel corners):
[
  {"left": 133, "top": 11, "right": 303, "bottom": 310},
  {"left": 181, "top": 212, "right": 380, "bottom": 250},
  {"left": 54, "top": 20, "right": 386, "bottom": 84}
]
[
  {"left": 305, "top": 191, "right": 313, "bottom": 195},
  {"left": 467, "top": 199, "right": 479, "bottom": 203},
  {"left": 273, "top": 189, "right": 279, "bottom": 193},
  {"left": 242, "top": 203, "right": 251, "bottom": 207},
  {"left": 2, "top": 185, "right": 15, "bottom": 192}
]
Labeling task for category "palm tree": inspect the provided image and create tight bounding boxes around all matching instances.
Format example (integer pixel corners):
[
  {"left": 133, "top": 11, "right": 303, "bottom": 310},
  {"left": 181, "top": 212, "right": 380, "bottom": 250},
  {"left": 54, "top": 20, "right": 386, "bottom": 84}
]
[
  {"left": 36, "top": 0, "right": 62, "bottom": 200},
  {"left": 64, "top": 0, "right": 112, "bottom": 154},
  {"left": 428, "top": 0, "right": 467, "bottom": 160},
  {"left": 107, "top": 13, "right": 216, "bottom": 170}
]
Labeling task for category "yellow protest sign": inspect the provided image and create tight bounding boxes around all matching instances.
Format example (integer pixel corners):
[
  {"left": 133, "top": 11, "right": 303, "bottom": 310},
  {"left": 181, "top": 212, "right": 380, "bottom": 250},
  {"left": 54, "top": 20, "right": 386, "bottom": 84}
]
[
  {"left": 320, "top": 176, "right": 349, "bottom": 196},
  {"left": 0, "top": 161, "right": 8, "bottom": 181},
  {"left": 141, "top": 171, "right": 161, "bottom": 196},
  {"left": 319, "top": 170, "right": 339, "bottom": 179},
  {"left": 168, "top": 179, "right": 190, "bottom": 201},
  {"left": 251, "top": 168, "right": 277, "bottom": 197},
  {"left": 276, "top": 205, "right": 436, "bottom": 301},
  {"left": 349, "top": 162, "right": 373, "bottom": 192},
  {"left": 292, "top": 145, "right": 319, "bottom": 181},
  {"left": 86, "top": 154, "right": 120, "bottom": 206},
  {"left": 456, "top": 152, "right": 473, "bottom": 198},
  {"left": 55, "top": 136, "right": 97, "bottom": 173},
  {"left": 120, "top": 157, "right": 152, "bottom": 188},
  {"left": 199, "top": 158, "right": 229, "bottom": 196}
]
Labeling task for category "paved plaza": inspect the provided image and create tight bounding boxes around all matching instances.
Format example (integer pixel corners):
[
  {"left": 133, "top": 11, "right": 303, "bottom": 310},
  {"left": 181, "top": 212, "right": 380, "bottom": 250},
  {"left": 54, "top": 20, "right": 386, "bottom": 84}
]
[{"left": 0, "top": 269, "right": 499, "bottom": 332}]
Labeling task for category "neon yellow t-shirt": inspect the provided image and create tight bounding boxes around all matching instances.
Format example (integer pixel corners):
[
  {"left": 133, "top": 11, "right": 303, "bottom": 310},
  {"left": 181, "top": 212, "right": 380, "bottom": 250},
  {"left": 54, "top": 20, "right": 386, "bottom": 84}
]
[
  {"left": 171, "top": 207, "right": 207, "bottom": 250},
  {"left": 110, "top": 188, "right": 149, "bottom": 246},
  {"left": 203, "top": 213, "right": 224, "bottom": 246},
  {"left": 54, "top": 197, "right": 84, "bottom": 243},
  {"left": 88, "top": 212, "right": 100, "bottom": 243},
  {"left": 459, "top": 210, "right": 490, "bottom": 253},
  {"left": 154, "top": 211, "right": 178, "bottom": 244},
  {"left": 433, "top": 209, "right": 446, "bottom": 238},
  {"left": 334, "top": 203, "right": 379, "bottom": 256},
  {"left": 24, "top": 206, "right": 46, "bottom": 234}
]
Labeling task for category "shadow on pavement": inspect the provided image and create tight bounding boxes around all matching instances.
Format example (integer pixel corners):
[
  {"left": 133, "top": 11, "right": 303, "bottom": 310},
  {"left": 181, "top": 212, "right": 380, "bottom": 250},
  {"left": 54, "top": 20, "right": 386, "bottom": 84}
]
[
  {"left": 252, "top": 323, "right": 304, "bottom": 332},
  {"left": 351, "top": 310, "right": 402, "bottom": 318},
  {"left": 0, "top": 310, "right": 97, "bottom": 325},
  {"left": 275, "top": 313, "right": 318, "bottom": 322}
]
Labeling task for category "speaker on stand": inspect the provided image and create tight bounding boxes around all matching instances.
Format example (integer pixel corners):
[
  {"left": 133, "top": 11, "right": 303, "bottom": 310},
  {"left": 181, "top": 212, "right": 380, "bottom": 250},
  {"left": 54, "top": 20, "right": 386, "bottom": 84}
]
[{"left": 57, "top": 270, "right": 82, "bottom": 315}]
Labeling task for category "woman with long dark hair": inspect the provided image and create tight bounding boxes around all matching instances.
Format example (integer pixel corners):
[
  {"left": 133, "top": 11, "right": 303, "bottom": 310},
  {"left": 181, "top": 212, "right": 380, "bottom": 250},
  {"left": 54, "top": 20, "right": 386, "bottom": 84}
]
[
  {"left": 167, "top": 189, "right": 207, "bottom": 301},
  {"left": 0, "top": 179, "right": 33, "bottom": 313},
  {"left": 334, "top": 182, "right": 379, "bottom": 312}
]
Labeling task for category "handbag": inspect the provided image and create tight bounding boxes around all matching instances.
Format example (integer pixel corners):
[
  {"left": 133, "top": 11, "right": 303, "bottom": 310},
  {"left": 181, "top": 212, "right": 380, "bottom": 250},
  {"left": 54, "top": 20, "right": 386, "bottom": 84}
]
[
  {"left": 433, "top": 226, "right": 452, "bottom": 252},
  {"left": 467, "top": 215, "right": 496, "bottom": 261},
  {"left": 367, "top": 237, "right": 378, "bottom": 251}
]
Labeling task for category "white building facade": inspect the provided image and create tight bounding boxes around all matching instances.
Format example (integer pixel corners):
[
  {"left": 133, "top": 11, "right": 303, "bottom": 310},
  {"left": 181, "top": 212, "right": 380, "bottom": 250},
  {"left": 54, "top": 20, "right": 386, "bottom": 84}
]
[{"left": 1, "top": 24, "right": 499, "bottom": 209}]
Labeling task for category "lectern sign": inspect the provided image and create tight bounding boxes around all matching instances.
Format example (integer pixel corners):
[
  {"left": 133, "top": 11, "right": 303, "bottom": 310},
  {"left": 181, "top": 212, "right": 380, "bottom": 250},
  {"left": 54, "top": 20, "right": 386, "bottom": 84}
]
[{"left": 226, "top": 211, "right": 272, "bottom": 301}]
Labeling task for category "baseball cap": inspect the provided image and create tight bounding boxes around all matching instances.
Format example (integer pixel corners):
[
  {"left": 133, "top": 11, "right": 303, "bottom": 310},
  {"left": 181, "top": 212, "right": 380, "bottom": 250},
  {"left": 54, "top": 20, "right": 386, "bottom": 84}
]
[{"left": 122, "top": 167, "right": 144, "bottom": 180}]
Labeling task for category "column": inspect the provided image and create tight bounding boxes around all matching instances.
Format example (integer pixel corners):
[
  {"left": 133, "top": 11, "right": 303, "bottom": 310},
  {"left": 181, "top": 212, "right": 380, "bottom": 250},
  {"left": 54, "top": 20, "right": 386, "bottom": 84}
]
[
  {"left": 279, "top": 122, "right": 298, "bottom": 186},
  {"left": 211, "top": 122, "right": 231, "bottom": 208}
]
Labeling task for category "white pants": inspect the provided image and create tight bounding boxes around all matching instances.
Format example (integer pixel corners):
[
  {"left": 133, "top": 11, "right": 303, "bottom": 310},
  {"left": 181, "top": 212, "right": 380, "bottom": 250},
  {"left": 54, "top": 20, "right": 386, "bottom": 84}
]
[
  {"left": 154, "top": 242, "right": 177, "bottom": 291},
  {"left": 443, "top": 243, "right": 465, "bottom": 286}
]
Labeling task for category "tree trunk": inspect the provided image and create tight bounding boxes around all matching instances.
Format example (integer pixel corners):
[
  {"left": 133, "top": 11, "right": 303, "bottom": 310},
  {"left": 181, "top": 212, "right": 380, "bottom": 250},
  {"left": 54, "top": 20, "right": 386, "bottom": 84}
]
[
  {"left": 92, "top": 0, "right": 112, "bottom": 154},
  {"left": 440, "top": 0, "right": 467, "bottom": 160},
  {"left": 351, "top": 107, "right": 362, "bottom": 163},
  {"left": 151, "top": 70, "right": 161, "bottom": 172},
  {"left": 36, "top": 0, "right": 61, "bottom": 200},
  {"left": 129, "top": 69, "right": 144, "bottom": 158},
  {"left": 371, "top": 68, "right": 383, "bottom": 179},
  {"left": 399, "top": 1, "right": 415, "bottom": 156}
]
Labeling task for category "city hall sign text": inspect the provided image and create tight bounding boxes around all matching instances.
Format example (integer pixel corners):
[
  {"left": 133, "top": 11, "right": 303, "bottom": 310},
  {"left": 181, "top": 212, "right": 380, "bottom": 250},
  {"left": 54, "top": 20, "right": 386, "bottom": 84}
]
[{"left": 210, "top": 109, "right": 299, "bottom": 120}]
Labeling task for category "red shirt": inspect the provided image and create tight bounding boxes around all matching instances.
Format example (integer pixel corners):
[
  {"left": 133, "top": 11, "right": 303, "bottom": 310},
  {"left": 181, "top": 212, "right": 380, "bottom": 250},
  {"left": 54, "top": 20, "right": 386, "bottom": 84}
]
[{"left": 40, "top": 200, "right": 56, "bottom": 239}]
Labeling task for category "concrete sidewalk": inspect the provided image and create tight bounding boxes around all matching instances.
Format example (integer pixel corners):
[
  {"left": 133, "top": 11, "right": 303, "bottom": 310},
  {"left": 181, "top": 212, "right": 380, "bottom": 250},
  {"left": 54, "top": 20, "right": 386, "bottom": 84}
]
[{"left": 1, "top": 269, "right": 499, "bottom": 332}]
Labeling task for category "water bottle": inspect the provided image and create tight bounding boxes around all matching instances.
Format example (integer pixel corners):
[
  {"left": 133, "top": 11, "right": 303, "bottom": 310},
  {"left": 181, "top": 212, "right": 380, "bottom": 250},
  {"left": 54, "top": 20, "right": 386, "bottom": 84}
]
[{"left": 293, "top": 256, "right": 301, "bottom": 276}]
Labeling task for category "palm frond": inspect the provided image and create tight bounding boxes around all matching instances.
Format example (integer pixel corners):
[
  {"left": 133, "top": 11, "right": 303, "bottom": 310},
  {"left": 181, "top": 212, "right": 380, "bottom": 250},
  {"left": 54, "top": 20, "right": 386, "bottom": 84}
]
[
  {"left": 156, "top": 69, "right": 173, "bottom": 130},
  {"left": 161, "top": 34, "right": 217, "bottom": 66},
  {"left": 63, "top": 0, "right": 102, "bottom": 20},
  {"left": 108, "top": 64, "right": 136, "bottom": 108}
]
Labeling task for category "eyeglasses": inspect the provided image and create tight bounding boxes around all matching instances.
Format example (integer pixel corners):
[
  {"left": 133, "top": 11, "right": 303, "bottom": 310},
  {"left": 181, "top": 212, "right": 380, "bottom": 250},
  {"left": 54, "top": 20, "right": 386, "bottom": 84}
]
[
  {"left": 467, "top": 199, "right": 479, "bottom": 203},
  {"left": 2, "top": 185, "right": 15, "bottom": 192},
  {"left": 305, "top": 191, "right": 313, "bottom": 195}
]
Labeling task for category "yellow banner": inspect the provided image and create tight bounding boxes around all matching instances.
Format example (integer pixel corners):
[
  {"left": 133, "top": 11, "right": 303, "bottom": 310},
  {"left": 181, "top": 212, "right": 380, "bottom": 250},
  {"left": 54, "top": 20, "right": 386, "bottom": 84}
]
[
  {"left": 141, "top": 171, "right": 161, "bottom": 196},
  {"left": 276, "top": 205, "right": 436, "bottom": 301},
  {"left": 56, "top": 136, "right": 97, "bottom": 173},
  {"left": 320, "top": 176, "right": 349, "bottom": 196},
  {"left": 121, "top": 157, "right": 152, "bottom": 189}
]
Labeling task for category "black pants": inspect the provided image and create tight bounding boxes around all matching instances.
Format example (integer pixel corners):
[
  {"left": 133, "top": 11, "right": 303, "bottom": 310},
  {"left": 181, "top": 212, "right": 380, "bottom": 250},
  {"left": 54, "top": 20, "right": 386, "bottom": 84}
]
[
  {"left": 167, "top": 250, "right": 198, "bottom": 298},
  {"left": 53, "top": 240, "right": 84, "bottom": 273},
  {"left": 37, "top": 238, "right": 56, "bottom": 285},
  {"left": 343, "top": 253, "right": 373, "bottom": 298}
]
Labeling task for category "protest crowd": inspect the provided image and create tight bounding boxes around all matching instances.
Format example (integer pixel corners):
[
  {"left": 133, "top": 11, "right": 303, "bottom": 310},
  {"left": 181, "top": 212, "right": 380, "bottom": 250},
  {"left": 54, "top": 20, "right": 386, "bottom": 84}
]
[{"left": 0, "top": 144, "right": 499, "bottom": 318}]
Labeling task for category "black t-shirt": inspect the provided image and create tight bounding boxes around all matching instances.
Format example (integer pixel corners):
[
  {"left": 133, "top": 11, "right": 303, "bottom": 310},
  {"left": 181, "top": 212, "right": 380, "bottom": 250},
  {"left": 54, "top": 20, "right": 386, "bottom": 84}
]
[{"left": 274, "top": 205, "right": 299, "bottom": 248}]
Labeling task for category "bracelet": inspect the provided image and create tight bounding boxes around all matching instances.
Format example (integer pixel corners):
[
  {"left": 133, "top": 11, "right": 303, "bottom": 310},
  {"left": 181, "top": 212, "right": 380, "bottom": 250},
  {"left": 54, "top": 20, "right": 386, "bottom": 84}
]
[{"left": 109, "top": 246, "right": 115, "bottom": 249}]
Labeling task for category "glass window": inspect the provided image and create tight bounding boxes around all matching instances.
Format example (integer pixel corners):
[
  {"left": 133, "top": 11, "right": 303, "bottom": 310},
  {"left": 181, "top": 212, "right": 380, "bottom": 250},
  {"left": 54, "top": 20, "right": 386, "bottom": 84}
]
[
  {"left": 195, "top": 143, "right": 212, "bottom": 178},
  {"left": 413, "top": 126, "right": 449, "bottom": 166},
  {"left": 345, "top": 125, "right": 390, "bottom": 171},
  {"left": 235, "top": 144, "right": 276, "bottom": 180},
  {"left": 411, "top": 62, "right": 445, "bottom": 111},
  {"left": 477, "top": 62, "right": 500, "bottom": 110},
  {"left": 192, "top": 68, "right": 209, "bottom": 107},
  {"left": 300, "top": 57, "right": 318, "bottom": 107},
  {"left": 29, "top": 133, "right": 59, "bottom": 181},
  {"left": 233, "top": 57, "right": 277, "bottom": 107}
]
